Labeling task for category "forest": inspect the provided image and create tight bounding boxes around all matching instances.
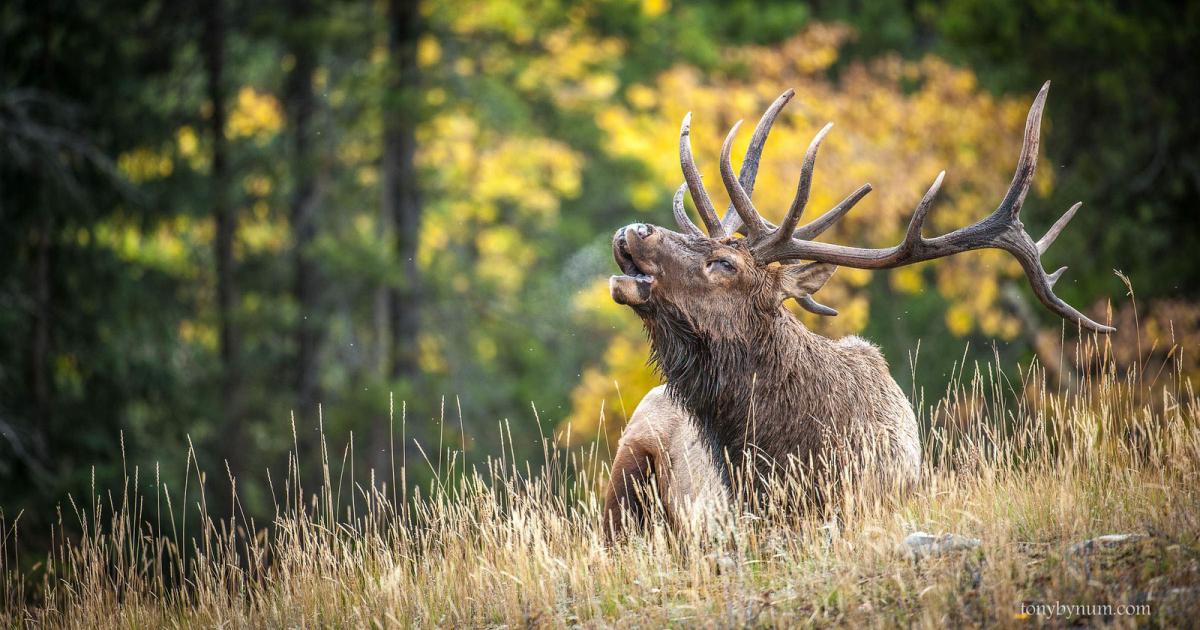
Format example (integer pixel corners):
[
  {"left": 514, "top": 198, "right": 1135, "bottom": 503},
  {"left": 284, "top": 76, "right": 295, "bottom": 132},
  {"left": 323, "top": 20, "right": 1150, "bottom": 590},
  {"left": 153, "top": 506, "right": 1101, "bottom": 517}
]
[{"left": 2, "top": 1, "right": 1199, "bottom": 625}]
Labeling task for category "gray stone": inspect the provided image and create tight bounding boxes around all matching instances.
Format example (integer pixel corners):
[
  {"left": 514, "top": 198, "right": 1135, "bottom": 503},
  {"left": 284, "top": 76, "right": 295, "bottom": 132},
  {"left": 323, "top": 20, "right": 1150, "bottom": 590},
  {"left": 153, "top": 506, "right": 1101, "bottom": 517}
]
[
  {"left": 902, "top": 531, "right": 981, "bottom": 558},
  {"left": 1068, "top": 533, "right": 1146, "bottom": 555}
]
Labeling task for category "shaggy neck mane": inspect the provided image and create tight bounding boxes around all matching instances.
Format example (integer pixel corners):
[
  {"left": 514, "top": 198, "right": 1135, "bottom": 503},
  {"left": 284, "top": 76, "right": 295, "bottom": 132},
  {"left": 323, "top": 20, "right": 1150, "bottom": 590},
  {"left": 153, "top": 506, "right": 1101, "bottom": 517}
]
[{"left": 640, "top": 302, "right": 829, "bottom": 485}]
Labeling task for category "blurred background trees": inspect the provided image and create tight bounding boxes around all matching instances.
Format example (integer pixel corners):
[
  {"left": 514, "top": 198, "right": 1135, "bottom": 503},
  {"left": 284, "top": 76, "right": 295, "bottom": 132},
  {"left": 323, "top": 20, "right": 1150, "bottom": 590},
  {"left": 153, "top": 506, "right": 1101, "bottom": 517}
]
[{"left": 2, "top": 0, "right": 1196, "bottom": 533}]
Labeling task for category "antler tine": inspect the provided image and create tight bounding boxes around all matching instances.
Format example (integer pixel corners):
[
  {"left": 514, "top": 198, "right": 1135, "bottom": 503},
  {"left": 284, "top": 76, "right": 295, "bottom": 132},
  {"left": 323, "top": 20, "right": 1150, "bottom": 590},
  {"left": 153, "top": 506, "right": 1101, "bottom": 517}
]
[
  {"left": 898, "top": 171, "right": 945, "bottom": 255},
  {"left": 720, "top": 120, "right": 769, "bottom": 237},
  {"left": 793, "top": 183, "right": 873, "bottom": 240},
  {"left": 672, "top": 182, "right": 705, "bottom": 237},
  {"left": 797, "top": 295, "right": 838, "bottom": 316},
  {"left": 773, "top": 122, "right": 834, "bottom": 243},
  {"left": 750, "top": 81, "right": 1115, "bottom": 333},
  {"left": 679, "top": 112, "right": 725, "bottom": 237},
  {"left": 1047, "top": 266, "right": 1067, "bottom": 287},
  {"left": 996, "top": 80, "right": 1048, "bottom": 221},
  {"left": 1011, "top": 252, "right": 1110, "bottom": 332},
  {"left": 1038, "top": 202, "right": 1081, "bottom": 255},
  {"left": 720, "top": 89, "right": 795, "bottom": 235}
]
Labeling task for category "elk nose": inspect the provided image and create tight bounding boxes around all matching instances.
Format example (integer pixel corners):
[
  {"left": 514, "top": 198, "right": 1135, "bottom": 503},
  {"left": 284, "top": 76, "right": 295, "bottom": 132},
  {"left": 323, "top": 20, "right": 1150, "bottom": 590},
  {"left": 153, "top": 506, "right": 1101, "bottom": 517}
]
[{"left": 635, "top": 223, "right": 654, "bottom": 239}]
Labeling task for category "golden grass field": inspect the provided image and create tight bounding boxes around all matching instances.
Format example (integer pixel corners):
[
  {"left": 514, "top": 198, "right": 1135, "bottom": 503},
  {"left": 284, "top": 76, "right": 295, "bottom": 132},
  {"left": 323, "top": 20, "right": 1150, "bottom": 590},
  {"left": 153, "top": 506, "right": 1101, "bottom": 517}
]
[{"left": 2, "top": 336, "right": 1197, "bottom": 628}]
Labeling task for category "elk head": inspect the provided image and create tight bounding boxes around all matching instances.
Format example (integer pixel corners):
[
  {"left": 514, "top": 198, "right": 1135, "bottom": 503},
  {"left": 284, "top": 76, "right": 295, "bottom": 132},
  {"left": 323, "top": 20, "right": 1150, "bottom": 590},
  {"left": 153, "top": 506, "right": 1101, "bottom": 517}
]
[
  {"left": 611, "top": 216, "right": 837, "bottom": 340},
  {"left": 610, "top": 82, "right": 1115, "bottom": 336}
]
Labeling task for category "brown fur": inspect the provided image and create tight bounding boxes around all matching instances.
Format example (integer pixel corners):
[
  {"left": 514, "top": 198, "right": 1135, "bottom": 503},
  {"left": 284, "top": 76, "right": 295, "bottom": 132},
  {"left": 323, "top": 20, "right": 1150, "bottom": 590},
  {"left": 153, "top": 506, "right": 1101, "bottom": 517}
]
[
  {"left": 603, "top": 386, "right": 728, "bottom": 540},
  {"left": 605, "top": 224, "right": 920, "bottom": 535}
]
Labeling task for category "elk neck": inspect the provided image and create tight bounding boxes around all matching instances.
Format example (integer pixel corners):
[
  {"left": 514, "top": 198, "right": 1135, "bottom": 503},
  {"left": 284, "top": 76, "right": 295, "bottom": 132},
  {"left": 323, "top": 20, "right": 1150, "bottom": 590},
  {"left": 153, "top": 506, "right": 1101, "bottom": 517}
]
[{"left": 643, "top": 303, "right": 834, "bottom": 484}]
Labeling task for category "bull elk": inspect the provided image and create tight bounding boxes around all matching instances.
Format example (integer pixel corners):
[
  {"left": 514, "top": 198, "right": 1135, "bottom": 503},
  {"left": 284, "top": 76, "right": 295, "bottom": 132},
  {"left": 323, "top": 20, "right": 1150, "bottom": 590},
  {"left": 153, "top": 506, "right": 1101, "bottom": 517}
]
[{"left": 604, "top": 82, "right": 1114, "bottom": 539}]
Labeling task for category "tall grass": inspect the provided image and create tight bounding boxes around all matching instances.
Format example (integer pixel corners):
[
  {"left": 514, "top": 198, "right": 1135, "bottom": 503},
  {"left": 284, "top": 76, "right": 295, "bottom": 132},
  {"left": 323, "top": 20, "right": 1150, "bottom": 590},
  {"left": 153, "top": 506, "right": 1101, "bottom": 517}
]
[{"left": 2, "top": 335, "right": 1197, "bottom": 628}]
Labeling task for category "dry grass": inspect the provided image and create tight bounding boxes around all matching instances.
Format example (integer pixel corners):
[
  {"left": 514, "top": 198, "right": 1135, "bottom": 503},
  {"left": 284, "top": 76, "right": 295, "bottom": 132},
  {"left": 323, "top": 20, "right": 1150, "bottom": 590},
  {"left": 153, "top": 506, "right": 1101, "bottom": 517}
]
[{"left": 2, "top": 336, "right": 1198, "bottom": 628}]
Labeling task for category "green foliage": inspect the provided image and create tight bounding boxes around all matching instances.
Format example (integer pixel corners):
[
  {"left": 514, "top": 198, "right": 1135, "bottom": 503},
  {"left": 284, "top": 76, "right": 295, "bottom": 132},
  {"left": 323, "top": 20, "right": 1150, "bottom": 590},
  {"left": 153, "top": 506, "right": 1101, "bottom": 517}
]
[{"left": 933, "top": 0, "right": 1200, "bottom": 301}]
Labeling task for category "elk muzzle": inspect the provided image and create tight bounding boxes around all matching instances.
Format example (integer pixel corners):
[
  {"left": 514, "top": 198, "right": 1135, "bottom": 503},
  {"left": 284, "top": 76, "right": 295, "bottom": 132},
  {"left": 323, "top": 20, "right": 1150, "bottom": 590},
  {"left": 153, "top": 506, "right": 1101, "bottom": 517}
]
[{"left": 611, "top": 224, "right": 659, "bottom": 306}]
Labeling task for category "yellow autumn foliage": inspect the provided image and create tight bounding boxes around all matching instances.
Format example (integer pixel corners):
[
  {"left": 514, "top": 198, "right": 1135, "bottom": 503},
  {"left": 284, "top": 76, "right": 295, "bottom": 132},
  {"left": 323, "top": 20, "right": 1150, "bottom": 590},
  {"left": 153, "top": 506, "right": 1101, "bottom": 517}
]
[
  {"left": 416, "top": 109, "right": 584, "bottom": 294},
  {"left": 174, "top": 125, "right": 209, "bottom": 172},
  {"left": 92, "top": 214, "right": 207, "bottom": 278},
  {"left": 226, "top": 86, "right": 283, "bottom": 143},
  {"left": 641, "top": 0, "right": 669, "bottom": 18},
  {"left": 117, "top": 145, "right": 173, "bottom": 182},
  {"left": 564, "top": 332, "right": 659, "bottom": 449},
  {"left": 517, "top": 26, "right": 624, "bottom": 108}
]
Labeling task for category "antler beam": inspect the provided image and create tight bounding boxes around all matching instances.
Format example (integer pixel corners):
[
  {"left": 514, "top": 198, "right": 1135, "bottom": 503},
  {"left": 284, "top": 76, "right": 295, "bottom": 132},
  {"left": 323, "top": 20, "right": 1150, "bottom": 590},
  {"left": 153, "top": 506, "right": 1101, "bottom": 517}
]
[{"left": 693, "top": 81, "right": 1114, "bottom": 333}]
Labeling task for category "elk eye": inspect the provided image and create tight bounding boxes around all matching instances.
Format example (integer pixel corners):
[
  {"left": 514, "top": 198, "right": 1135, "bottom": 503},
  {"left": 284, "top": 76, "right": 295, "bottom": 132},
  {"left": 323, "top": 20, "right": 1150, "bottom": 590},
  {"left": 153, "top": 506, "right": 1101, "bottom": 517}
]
[{"left": 707, "top": 259, "right": 735, "bottom": 273}]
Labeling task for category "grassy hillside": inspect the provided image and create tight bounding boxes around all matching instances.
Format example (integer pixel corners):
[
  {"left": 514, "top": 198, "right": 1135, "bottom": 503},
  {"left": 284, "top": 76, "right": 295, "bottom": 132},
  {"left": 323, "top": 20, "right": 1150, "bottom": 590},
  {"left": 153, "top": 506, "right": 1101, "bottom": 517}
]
[{"left": 2, "top": 338, "right": 1197, "bottom": 628}]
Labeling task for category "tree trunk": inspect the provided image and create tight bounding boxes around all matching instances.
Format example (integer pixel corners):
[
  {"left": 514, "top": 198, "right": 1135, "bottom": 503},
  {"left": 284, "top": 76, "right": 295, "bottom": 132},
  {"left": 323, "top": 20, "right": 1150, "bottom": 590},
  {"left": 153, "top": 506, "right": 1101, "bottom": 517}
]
[
  {"left": 377, "top": 0, "right": 423, "bottom": 475},
  {"left": 28, "top": 215, "right": 52, "bottom": 468},
  {"left": 285, "top": 0, "right": 322, "bottom": 420},
  {"left": 23, "top": 5, "right": 56, "bottom": 484},
  {"left": 203, "top": 0, "right": 242, "bottom": 474}
]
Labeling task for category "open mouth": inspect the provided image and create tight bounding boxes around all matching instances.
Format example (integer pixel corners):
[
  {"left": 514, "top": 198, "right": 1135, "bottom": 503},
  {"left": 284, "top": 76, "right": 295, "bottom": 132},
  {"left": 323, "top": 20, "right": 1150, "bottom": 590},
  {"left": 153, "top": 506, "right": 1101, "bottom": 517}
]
[
  {"left": 614, "top": 231, "right": 654, "bottom": 281},
  {"left": 611, "top": 228, "right": 655, "bottom": 306}
]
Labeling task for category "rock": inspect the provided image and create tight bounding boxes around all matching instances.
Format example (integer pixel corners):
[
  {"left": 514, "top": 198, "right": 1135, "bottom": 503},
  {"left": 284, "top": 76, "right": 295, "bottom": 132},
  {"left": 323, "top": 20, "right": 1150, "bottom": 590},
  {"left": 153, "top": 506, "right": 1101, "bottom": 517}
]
[
  {"left": 1068, "top": 533, "right": 1146, "bottom": 555},
  {"left": 902, "top": 531, "right": 981, "bottom": 558},
  {"left": 705, "top": 551, "right": 738, "bottom": 574},
  {"left": 820, "top": 518, "right": 840, "bottom": 547}
]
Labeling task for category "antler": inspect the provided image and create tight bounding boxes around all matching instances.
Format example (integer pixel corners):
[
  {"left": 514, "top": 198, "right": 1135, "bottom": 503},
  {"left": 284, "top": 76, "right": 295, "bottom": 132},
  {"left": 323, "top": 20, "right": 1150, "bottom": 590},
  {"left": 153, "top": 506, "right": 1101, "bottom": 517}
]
[
  {"left": 675, "top": 91, "right": 875, "bottom": 316},
  {"left": 678, "top": 113, "right": 725, "bottom": 237},
  {"left": 718, "top": 89, "right": 796, "bottom": 236},
  {"left": 678, "top": 89, "right": 858, "bottom": 240},
  {"left": 695, "top": 81, "right": 1114, "bottom": 333}
]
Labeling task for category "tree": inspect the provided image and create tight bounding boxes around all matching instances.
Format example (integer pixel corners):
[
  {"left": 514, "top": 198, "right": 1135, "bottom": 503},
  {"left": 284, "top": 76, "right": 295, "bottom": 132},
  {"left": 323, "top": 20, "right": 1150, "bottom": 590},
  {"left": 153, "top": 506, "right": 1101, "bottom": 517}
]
[
  {"left": 284, "top": 0, "right": 324, "bottom": 418},
  {"left": 203, "top": 0, "right": 243, "bottom": 472},
  {"left": 378, "top": 0, "right": 424, "bottom": 474},
  {"left": 1, "top": 0, "right": 199, "bottom": 533}
]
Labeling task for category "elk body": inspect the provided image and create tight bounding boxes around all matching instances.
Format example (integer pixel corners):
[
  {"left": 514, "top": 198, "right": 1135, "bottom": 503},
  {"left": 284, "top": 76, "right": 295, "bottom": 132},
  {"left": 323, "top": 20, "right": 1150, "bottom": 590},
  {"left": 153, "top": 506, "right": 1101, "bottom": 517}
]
[{"left": 603, "top": 82, "right": 1113, "bottom": 539}]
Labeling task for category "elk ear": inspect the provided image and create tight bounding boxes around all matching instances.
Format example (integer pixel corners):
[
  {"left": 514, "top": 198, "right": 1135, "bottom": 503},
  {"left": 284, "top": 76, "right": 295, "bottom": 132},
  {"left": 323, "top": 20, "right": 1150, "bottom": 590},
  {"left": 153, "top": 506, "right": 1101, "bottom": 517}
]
[{"left": 777, "top": 262, "right": 837, "bottom": 302}]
